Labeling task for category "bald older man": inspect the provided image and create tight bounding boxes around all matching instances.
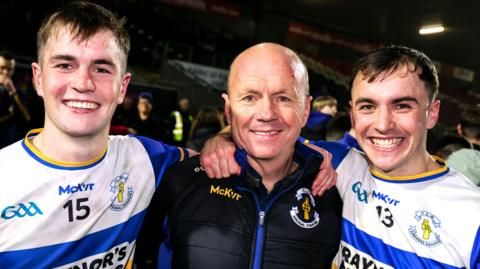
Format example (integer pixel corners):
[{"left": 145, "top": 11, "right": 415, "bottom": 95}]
[{"left": 142, "top": 43, "right": 342, "bottom": 269}]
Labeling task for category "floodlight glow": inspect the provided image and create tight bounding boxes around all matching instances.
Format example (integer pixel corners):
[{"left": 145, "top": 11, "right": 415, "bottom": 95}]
[{"left": 419, "top": 25, "right": 444, "bottom": 35}]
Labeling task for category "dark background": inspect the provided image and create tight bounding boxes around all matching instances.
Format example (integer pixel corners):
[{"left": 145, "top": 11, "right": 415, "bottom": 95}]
[{"left": 1, "top": 0, "right": 478, "bottom": 128}]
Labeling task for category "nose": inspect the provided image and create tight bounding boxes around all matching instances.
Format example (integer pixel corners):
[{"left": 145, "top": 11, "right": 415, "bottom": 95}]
[
  {"left": 70, "top": 67, "right": 94, "bottom": 92},
  {"left": 374, "top": 107, "right": 395, "bottom": 132},
  {"left": 256, "top": 97, "right": 276, "bottom": 121},
  {"left": 0, "top": 67, "right": 8, "bottom": 76}
]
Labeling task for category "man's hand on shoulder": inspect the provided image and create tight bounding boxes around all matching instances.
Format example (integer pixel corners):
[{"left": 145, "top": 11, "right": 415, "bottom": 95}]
[
  {"left": 305, "top": 142, "right": 337, "bottom": 196},
  {"left": 200, "top": 127, "right": 240, "bottom": 179}
]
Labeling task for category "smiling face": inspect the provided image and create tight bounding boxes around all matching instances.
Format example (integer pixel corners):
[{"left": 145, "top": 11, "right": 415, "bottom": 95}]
[
  {"left": 224, "top": 44, "right": 310, "bottom": 166},
  {"left": 350, "top": 66, "right": 440, "bottom": 176},
  {"left": 138, "top": 97, "right": 152, "bottom": 115},
  {"left": 32, "top": 28, "right": 131, "bottom": 140},
  {"left": 0, "top": 56, "right": 15, "bottom": 78}
]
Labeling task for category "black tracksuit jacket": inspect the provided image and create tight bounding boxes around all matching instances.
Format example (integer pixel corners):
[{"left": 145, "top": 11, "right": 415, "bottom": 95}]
[{"left": 136, "top": 142, "right": 342, "bottom": 269}]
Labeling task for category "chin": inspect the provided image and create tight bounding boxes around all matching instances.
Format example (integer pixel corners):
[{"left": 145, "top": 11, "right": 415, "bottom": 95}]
[
  {"left": 247, "top": 149, "right": 279, "bottom": 161},
  {"left": 371, "top": 159, "right": 401, "bottom": 174},
  {"left": 65, "top": 126, "right": 104, "bottom": 138}
]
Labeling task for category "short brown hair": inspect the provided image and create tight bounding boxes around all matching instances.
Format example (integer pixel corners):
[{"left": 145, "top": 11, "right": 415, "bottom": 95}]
[
  {"left": 352, "top": 45, "right": 439, "bottom": 102},
  {"left": 36, "top": 1, "right": 130, "bottom": 71},
  {"left": 312, "top": 95, "right": 337, "bottom": 111}
]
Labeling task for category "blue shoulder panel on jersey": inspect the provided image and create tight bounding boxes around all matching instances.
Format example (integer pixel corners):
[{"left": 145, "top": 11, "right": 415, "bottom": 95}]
[
  {"left": 472, "top": 226, "right": 480, "bottom": 269},
  {"left": 305, "top": 139, "right": 350, "bottom": 170},
  {"left": 294, "top": 140, "right": 325, "bottom": 160},
  {"left": 134, "top": 136, "right": 188, "bottom": 188},
  {"left": 341, "top": 218, "right": 463, "bottom": 269},
  {"left": 0, "top": 210, "right": 146, "bottom": 268}
]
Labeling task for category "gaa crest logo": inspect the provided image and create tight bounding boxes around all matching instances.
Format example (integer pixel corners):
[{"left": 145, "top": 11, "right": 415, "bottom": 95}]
[
  {"left": 289, "top": 188, "right": 320, "bottom": 229},
  {"left": 109, "top": 172, "right": 134, "bottom": 211},
  {"left": 408, "top": 210, "right": 442, "bottom": 247}
]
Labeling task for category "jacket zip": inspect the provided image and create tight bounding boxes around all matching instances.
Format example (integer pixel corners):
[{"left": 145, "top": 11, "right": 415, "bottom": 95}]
[
  {"left": 252, "top": 210, "right": 265, "bottom": 269},
  {"left": 237, "top": 171, "right": 303, "bottom": 269}
]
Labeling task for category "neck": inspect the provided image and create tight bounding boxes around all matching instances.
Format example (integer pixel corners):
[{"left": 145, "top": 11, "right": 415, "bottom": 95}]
[
  {"left": 32, "top": 127, "right": 108, "bottom": 163},
  {"left": 247, "top": 150, "right": 296, "bottom": 193},
  {"left": 372, "top": 151, "right": 441, "bottom": 177}
]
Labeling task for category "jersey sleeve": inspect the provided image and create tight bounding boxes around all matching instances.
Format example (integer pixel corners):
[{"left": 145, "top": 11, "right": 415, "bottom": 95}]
[
  {"left": 472, "top": 226, "right": 480, "bottom": 269},
  {"left": 134, "top": 135, "right": 189, "bottom": 188}
]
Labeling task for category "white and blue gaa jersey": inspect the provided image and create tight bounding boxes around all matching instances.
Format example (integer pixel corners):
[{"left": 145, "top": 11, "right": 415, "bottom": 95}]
[
  {"left": 0, "top": 129, "right": 187, "bottom": 268},
  {"left": 330, "top": 147, "right": 480, "bottom": 269}
]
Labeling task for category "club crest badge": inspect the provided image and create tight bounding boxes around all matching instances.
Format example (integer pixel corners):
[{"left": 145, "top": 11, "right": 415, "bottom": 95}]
[
  {"left": 109, "top": 172, "right": 134, "bottom": 211},
  {"left": 408, "top": 210, "right": 442, "bottom": 247},
  {"left": 290, "top": 188, "right": 320, "bottom": 229}
]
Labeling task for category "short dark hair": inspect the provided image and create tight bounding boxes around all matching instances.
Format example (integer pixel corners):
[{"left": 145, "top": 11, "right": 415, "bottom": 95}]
[
  {"left": 139, "top": 92, "right": 153, "bottom": 103},
  {"left": 459, "top": 106, "right": 480, "bottom": 140},
  {"left": 326, "top": 111, "right": 351, "bottom": 141},
  {"left": 0, "top": 50, "right": 15, "bottom": 61},
  {"left": 36, "top": 1, "right": 130, "bottom": 71},
  {"left": 351, "top": 45, "right": 439, "bottom": 102}
]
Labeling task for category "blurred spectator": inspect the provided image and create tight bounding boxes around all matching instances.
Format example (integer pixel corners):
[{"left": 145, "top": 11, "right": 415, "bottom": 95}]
[
  {"left": 130, "top": 91, "right": 168, "bottom": 141},
  {"left": 169, "top": 97, "right": 192, "bottom": 146},
  {"left": 110, "top": 94, "right": 137, "bottom": 135},
  {"left": 447, "top": 148, "right": 480, "bottom": 185},
  {"left": 0, "top": 51, "right": 31, "bottom": 148},
  {"left": 302, "top": 95, "right": 337, "bottom": 141},
  {"left": 113, "top": 93, "right": 136, "bottom": 127},
  {"left": 456, "top": 106, "right": 480, "bottom": 150},
  {"left": 433, "top": 134, "right": 480, "bottom": 185},
  {"left": 187, "top": 106, "right": 225, "bottom": 151},
  {"left": 432, "top": 134, "right": 471, "bottom": 160},
  {"left": 325, "top": 111, "right": 362, "bottom": 150},
  {"left": 326, "top": 111, "right": 362, "bottom": 151},
  {"left": 325, "top": 111, "right": 350, "bottom": 141}
]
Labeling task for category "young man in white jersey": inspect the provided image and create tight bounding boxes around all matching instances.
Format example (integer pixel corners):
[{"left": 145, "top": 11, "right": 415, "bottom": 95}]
[
  {"left": 321, "top": 45, "right": 480, "bottom": 269},
  {"left": 208, "top": 45, "right": 480, "bottom": 268},
  {"left": 0, "top": 2, "right": 195, "bottom": 268}
]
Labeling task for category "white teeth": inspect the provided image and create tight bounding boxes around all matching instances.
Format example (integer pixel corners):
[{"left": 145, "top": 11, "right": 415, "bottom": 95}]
[
  {"left": 66, "top": 101, "right": 98, "bottom": 110},
  {"left": 371, "top": 138, "right": 401, "bottom": 148},
  {"left": 253, "top": 131, "right": 279, "bottom": 135}
]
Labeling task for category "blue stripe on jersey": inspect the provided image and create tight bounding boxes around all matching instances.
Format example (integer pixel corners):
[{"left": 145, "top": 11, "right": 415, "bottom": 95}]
[
  {"left": 158, "top": 217, "right": 173, "bottom": 269},
  {"left": 0, "top": 210, "right": 146, "bottom": 268},
  {"left": 471, "top": 226, "right": 480, "bottom": 269},
  {"left": 21, "top": 139, "right": 107, "bottom": 170},
  {"left": 341, "top": 218, "right": 463, "bottom": 269},
  {"left": 307, "top": 140, "right": 350, "bottom": 169},
  {"left": 134, "top": 136, "right": 184, "bottom": 188},
  {"left": 371, "top": 168, "right": 450, "bottom": 183}
]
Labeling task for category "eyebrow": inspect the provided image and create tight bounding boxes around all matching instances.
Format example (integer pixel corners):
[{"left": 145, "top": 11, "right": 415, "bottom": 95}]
[
  {"left": 238, "top": 89, "right": 260, "bottom": 95},
  {"left": 92, "top": 59, "right": 115, "bottom": 67},
  {"left": 49, "top": 54, "right": 75, "bottom": 62},
  {"left": 354, "top": 98, "right": 374, "bottom": 105},
  {"left": 49, "top": 55, "right": 115, "bottom": 67},
  {"left": 392, "top": 97, "right": 419, "bottom": 104},
  {"left": 354, "top": 96, "right": 419, "bottom": 105}
]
